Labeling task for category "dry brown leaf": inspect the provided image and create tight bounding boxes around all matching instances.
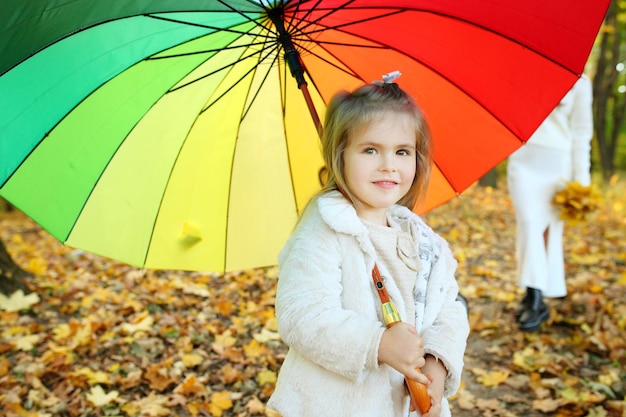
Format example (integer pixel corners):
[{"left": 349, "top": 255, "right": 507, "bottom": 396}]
[
  {"left": 532, "top": 397, "right": 567, "bottom": 413},
  {"left": 173, "top": 375, "right": 205, "bottom": 396}
]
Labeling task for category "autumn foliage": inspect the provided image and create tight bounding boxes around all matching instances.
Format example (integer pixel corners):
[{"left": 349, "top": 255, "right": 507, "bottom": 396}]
[
  {"left": 552, "top": 181, "right": 603, "bottom": 224},
  {"left": 0, "top": 175, "right": 625, "bottom": 417}
]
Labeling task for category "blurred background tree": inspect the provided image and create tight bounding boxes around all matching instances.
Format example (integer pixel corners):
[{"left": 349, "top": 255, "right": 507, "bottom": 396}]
[{"left": 591, "top": 0, "right": 626, "bottom": 180}]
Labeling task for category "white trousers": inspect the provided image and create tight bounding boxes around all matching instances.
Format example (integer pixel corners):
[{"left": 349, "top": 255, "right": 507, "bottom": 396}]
[{"left": 507, "top": 144, "right": 571, "bottom": 298}]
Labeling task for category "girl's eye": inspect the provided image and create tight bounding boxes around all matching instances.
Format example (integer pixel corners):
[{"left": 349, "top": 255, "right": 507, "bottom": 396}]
[
  {"left": 397, "top": 149, "right": 411, "bottom": 156},
  {"left": 364, "top": 147, "right": 376, "bottom": 154}
]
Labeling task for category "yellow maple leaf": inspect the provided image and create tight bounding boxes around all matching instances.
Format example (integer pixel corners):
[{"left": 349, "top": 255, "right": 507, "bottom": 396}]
[
  {"left": 86, "top": 385, "right": 119, "bottom": 407},
  {"left": 243, "top": 339, "right": 268, "bottom": 359},
  {"left": 121, "top": 315, "right": 154, "bottom": 335},
  {"left": 181, "top": 352, "right": 204, "bottom": 368},
  {"left": 121, "top": 403, "right": 141, "bottom": 416},
  {"left": 2, "top": 325, "right": 30, "bottom": 338},
  {"left": 512, "top": 347, "right": 551, "bottom": 372},
  {"left": 476, "top": 370, "right": 510, "bottom": 387},
  {"left": 70, "top": 322, "right": 93, "bottom": 348},
  {"left": 211, "top": 332, "right": 236, "bottom": 355},
  {"left": 52, "top": 323, "right": 71, "bottom": 341},
  {"left": 71, "top": 367, "right": 112, "bottom": 385},
  {"left": 257, "top": 369, "right": 277, "bottom": 386},
  {"left": 41, "top": 344, "right": 74, "bottom": 365},
  {"left": 26, "top": 256, "right": 48, "bottom": 276},
  {"left": 0, "top": 290, "right": 40, "bottom": 312},
  {"left": 14, "top": 334, "right": 40, "bottom": 351},
  {"left": 209, "top": 391, "right": 233, "bottom": 417},
  {"left": 252, "top": 328, "right": 280, "bottom": 343}
]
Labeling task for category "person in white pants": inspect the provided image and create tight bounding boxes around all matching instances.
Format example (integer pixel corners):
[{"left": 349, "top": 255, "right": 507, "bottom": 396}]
[{"left": 507, "top": 75, "right": 593, "bottom": 332}]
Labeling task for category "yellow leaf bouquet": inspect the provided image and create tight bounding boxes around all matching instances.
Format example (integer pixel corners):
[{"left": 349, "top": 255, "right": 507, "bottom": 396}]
[{"left": 552, "top": 181, "right": 603, "bottom": 224}]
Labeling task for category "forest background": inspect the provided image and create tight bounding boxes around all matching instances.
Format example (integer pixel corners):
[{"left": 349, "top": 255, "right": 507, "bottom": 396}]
[{"left": 1, "top": 1, "right": 626, "bottom": 416}]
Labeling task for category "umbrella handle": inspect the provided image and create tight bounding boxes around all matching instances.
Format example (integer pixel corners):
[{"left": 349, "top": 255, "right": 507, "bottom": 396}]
[
  {"left": 385, "top": 318, "right": 431, "bottom": 414},
  {"left": 374, "top": 264, "right": 431, "bottom": 414},
  {"left": 382, "top": 309, "right": 431, "bottom": 413},
  {"left": 389, "top": 320, "right": 431, "bottom": 414}
]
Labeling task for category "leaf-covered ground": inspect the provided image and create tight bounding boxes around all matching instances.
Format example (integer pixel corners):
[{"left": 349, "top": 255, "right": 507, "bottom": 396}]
[{"left": 1, "top": 176, "right": 624, "bottom": 417}]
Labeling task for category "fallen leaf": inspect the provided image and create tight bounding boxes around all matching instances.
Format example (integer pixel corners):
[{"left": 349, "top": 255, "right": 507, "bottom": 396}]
[
  {"left": 121, "top": 315, "right": 154, "bottom": 335},
  {"left": 209, "top": 391, "right": 233, "bottom": 417},
  {"left": 174, "top": 375, "right": 205, "bottom": 396},
  {"left": 0, "top": 290, "right": 40, "bottom": 312},
  {"left": 86, "top": 385, "right": 118, "bottom": 407},
  {"left": 476, "top": 370, "right": 510, "bottom": 387},
  {"left": 14, "top": 334, "right": 40, "bottom": 351},
  {"left": 70, "top": 367, "right": 112, "bottom": 385},
  {"left": 245, "top": 396, "right": 266, "bottom": 414},
  {"left": 181, "top": 352, "right": 204, "bottom": 368},
  {"left": 257, "top": 369, "right": 277, "bottom": 386}
]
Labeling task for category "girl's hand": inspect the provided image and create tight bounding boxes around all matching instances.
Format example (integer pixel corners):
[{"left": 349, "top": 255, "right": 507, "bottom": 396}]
[
  {"left": 421, "top": 392, "right": 442, "bottom": 417},
  {"left": 378, "top": 323, "right": 429, "bottom": 384},
  {"left": 420, "top": 356, "right": 448, "bottom": 417}
]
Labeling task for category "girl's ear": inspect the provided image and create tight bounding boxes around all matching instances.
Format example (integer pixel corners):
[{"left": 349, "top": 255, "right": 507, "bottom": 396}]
[{"left": 318, "top": 167, "right": 329, "bottom": 186}]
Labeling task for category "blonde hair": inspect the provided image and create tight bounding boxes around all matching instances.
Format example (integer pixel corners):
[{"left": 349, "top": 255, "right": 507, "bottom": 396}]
[{"left": 320, "top": 82, "right": 432, "bottom": 209}]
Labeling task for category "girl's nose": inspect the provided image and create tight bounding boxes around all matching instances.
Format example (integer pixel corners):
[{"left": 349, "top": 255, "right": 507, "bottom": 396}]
[{"left": 380, "top": 153, "right": 396, "bottom": 172}]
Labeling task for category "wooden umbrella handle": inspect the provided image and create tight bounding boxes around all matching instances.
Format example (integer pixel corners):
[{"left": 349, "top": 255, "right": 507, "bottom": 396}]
[
  {"left": 372, "top": 264, "right": 431, "bottom": 414},
  {"left": 387, "top": 320, "right": 431, "bottom": 414}
]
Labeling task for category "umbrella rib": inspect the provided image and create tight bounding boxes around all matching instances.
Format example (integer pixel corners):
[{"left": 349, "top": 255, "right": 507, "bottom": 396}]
[
  {"left": 294, "top": 9, "right": 404, "bottom": 39},
  {"left": 239, "top": 54, "right": 281, "bottom": 121},
  {"left": 145, "top": 41, "right": 271, "bottom": 60},
  {"left": 146, "top": 13, "right": 277, "bottom": 43},
  {"left": 199, "top": 44, "right": 281, "bottom": 115},
  {"left": 167, "top": 45, "right": 271, "bottom": 93},
  {"left": 214, "top": 0, "right": 280, "bottom": 38},
  {"left": 226, "top": 26, "right": 283, "bottom": 120},
  {"left": 285, "top": 0, "right": 328, "bottom": 34}
]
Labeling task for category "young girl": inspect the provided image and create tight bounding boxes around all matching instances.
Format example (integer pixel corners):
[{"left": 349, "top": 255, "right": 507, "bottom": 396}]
[{"left": 267, "top": 73, "right": 469, "bottom": 417}]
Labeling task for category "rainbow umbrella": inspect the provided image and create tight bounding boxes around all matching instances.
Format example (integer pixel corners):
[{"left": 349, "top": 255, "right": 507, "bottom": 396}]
[{"left": 0, "top": 0, "right": 609, "bottom": 272}]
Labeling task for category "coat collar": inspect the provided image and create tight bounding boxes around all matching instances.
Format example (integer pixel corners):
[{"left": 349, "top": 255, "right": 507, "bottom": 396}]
[{"left": 316, "top": 190, "right": 418, "bottom": 259}]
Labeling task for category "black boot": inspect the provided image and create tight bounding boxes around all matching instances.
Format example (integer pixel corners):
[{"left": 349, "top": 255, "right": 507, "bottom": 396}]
[{"left": 517, "top": 288, "right": 550, "bottom": 332}]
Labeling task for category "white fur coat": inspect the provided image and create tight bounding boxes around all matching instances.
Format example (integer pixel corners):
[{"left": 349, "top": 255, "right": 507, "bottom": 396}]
[{"left": 267, "top": 191, "right": 469, "bottom": 417}]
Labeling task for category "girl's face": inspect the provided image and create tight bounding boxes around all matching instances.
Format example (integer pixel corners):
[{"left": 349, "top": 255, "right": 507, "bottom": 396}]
[{"left": 343, "top": 112, "right": 417, "bottom": 225}]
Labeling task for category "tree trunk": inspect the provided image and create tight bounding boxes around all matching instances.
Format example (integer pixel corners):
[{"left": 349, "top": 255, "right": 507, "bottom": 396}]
[
  {"left": 591, "top": 1, "right": 626, "bottom": 181},
  {"left": 478, "top": 168, "right": 498, "bottom": 188},
  {"left": 0, "top": 238, "right": 31, "bottom": 295},
  {"left": 0, "top": 197, "right": 14, "bottom": 212}
]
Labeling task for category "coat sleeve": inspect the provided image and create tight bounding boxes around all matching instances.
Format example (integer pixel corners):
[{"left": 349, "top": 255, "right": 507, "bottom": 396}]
[
  {"left": 275, "top": 209, "right": 385, "bottom": 383},
  {"left": 419, "top": 231, "right": 469, "bottom": 398},
  {"left": 569, "top": 76, "right": 594, "bottom": 186}
]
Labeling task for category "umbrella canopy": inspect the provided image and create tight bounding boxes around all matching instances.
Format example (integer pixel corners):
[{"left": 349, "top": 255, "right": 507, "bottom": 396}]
[{"left": 0, "top": 0, "right": 609, "bottom": 272}]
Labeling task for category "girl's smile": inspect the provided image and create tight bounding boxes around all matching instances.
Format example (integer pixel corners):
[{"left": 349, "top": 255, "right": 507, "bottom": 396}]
[{"left": 373, "top": 180, "right": 398, "bottom": 189}]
